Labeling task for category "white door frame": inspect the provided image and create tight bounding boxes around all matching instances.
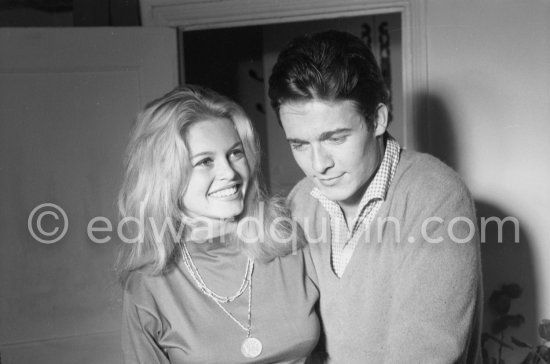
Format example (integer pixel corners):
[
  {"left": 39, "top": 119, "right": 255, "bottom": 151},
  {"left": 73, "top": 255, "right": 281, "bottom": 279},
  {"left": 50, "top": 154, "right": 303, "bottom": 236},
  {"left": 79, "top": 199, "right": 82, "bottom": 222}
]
[{"left": 140, "top": 0, "right": 428, "bottom": 148}]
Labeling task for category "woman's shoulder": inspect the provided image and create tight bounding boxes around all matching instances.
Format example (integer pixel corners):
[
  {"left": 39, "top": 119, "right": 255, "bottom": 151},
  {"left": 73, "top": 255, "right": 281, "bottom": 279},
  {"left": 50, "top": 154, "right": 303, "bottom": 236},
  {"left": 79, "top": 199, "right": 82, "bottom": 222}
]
[
  {"left": 257, "top": 245, "right": 319, "bottom": 294},
  {"left": 287, "top": 178, "right": 315, "bottom": 205},
  {"left": 123, "top": 268, "right": 170, "bottom": 304},
  {"left": 259, "top": 246, "right": 310, "bottom": 275}
]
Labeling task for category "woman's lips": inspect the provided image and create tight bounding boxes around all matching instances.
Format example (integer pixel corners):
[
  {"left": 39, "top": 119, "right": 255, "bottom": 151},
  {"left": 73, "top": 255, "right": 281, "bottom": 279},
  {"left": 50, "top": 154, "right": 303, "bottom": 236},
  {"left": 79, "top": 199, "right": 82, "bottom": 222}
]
[{"left": 208, "top": 184, "right": 240, "bottom": 198}]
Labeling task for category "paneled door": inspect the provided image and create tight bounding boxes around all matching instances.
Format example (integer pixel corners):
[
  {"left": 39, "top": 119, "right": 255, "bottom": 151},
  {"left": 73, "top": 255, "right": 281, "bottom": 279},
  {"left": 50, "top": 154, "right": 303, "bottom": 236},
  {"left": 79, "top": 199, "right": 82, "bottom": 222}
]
[{"left": 0, "top": 28, "right": 178, "bottom": 363}]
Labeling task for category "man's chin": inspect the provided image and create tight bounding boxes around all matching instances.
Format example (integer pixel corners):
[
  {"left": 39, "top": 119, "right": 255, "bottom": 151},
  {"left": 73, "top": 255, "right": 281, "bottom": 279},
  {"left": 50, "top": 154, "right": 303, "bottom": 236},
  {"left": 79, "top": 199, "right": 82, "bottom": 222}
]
[{"left": 316, "top": 185, "right": 349, "bottom": 202}]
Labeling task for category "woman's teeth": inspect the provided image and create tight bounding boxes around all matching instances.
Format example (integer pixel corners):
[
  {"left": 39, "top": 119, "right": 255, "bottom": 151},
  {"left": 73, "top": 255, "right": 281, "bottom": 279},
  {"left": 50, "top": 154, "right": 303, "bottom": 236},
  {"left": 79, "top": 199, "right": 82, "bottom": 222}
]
[{"left": 209, "top": 186, "right": 238, "bottom": 198}]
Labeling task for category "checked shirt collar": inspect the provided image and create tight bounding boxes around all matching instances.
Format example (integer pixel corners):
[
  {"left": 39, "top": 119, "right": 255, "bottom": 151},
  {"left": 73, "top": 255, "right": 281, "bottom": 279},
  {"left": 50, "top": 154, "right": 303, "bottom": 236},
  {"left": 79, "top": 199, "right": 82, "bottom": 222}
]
[{"left": 310, "top": 135, "right": 400, "bottom": 277}]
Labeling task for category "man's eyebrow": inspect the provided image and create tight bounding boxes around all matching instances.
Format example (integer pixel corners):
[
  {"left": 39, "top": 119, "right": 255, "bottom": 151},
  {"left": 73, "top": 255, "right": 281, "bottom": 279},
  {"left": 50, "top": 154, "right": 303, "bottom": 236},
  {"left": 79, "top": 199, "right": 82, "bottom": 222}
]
[
  {"left": 287, "top": 138, "right": 307, "bottom": 144},
  {"left": 286, "top": 128, "right": 352, "bottom": 144},
  {"left": 318, "top": 128, "right": 352, "bottom": 141}
]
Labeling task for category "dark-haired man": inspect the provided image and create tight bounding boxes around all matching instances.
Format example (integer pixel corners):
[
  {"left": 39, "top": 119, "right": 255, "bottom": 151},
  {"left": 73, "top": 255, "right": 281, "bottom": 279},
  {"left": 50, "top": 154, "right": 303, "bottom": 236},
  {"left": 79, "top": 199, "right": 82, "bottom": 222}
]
[{"left": 269, "top": 30, "right": 482, "bottom": 363}]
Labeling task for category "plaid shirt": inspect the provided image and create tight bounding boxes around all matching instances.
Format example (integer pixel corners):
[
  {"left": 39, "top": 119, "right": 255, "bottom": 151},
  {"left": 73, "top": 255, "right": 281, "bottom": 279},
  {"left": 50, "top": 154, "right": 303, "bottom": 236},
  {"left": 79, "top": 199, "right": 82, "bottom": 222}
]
[{"left": 311, "top": 136, "right": 400, "bottom": 277}]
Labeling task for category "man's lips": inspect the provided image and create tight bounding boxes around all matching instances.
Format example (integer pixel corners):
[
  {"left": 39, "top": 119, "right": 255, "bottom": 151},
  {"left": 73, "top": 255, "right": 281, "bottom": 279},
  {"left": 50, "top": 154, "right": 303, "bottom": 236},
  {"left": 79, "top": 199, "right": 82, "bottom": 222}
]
[{"left": 316, "top": 174, "right": 344, "bottom": 186}]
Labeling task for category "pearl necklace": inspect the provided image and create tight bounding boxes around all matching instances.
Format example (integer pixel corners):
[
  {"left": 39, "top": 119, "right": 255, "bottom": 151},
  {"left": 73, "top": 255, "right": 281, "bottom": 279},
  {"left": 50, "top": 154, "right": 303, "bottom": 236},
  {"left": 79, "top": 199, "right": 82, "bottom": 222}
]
[{"left": 179, "top": 242, "right": 263, "bottom": 358}]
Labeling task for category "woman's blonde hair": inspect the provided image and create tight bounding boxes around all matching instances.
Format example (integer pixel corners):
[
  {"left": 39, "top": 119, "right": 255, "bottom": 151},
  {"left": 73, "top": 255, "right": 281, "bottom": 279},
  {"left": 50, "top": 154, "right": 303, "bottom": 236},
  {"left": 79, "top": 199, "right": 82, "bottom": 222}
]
[{"left": 117, "top": 85, "right": 301, "bottom": 279}]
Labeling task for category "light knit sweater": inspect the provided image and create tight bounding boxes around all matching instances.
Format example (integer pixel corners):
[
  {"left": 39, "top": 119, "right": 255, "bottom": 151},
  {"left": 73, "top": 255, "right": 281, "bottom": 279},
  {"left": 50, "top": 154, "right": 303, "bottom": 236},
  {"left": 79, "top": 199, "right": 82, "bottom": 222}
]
[
  {"left": 121, "top": 238, "right": 320, "bottom": 363},
  {"left": 288, "top": 149, "right": 482, "bottom": 364}
]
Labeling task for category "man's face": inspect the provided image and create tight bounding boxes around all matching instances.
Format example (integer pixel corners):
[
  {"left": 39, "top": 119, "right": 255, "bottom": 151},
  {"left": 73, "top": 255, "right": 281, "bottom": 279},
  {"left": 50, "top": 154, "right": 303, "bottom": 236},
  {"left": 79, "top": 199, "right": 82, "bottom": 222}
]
[{"left": 280, "top": 100, "right": 387, "bottom": 212}]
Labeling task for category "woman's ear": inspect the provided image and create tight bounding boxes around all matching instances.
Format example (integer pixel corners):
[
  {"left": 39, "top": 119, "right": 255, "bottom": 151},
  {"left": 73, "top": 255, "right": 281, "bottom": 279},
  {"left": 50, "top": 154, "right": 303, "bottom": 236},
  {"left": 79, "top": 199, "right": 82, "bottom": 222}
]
[{"left": 374, "top": 103, "right": 388, "bottom": 137}]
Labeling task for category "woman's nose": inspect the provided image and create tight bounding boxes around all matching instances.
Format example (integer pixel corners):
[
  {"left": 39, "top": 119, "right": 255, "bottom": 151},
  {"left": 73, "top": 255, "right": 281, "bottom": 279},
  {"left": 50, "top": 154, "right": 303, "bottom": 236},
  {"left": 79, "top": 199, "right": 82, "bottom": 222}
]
[{"left": 217, "top": 159, "right": 238, "bottom": 180}]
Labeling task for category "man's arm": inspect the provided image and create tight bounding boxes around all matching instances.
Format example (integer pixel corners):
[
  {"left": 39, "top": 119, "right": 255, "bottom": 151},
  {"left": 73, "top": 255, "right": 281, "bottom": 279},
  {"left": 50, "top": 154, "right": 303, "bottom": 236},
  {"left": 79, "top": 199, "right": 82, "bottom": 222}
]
[{"left": 385, "top": 178, "right": 482, "bottom": 364}]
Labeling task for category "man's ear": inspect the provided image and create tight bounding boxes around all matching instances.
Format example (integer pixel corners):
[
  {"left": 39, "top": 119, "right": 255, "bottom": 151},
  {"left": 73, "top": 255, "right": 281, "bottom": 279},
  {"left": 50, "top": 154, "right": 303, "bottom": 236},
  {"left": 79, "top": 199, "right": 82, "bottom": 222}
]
[{"left": 374, "top": 103, "right": 388, "bottom": 137}]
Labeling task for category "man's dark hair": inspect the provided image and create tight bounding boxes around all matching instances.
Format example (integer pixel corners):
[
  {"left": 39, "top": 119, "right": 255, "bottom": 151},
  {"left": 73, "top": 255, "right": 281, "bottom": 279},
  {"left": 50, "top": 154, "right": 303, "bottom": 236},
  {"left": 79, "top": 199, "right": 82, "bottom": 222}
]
[{"left": 268, "top": 30, "right": 389, "bottom": 129}]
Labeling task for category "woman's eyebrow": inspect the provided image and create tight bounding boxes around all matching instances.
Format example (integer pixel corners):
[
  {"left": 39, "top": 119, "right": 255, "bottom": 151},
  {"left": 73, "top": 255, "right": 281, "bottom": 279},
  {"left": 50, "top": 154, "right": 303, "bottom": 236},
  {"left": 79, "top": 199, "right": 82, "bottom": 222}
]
[
  {"left": 191, "top": 141, "right": 243, "bottom": 159},
  {"left": 228, "top": 141, "right": 243, "bottom": 149},
  {"left": 190, "top": 151, "right": 212, "bottom": 159}
]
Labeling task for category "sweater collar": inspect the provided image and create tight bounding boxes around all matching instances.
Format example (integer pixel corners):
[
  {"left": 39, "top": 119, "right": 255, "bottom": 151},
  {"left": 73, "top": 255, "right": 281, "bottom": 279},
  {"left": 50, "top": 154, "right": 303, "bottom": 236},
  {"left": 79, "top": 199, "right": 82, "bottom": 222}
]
[{"left": 310, "top": 134, "right": 401, "bottom": 227}]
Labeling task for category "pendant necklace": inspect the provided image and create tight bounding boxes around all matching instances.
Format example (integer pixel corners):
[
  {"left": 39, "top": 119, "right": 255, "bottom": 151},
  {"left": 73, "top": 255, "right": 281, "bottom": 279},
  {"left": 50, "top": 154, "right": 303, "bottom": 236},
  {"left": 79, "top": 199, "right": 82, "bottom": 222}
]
[{"left": 180, "top": 242, "right": 263, "bottom": 358}]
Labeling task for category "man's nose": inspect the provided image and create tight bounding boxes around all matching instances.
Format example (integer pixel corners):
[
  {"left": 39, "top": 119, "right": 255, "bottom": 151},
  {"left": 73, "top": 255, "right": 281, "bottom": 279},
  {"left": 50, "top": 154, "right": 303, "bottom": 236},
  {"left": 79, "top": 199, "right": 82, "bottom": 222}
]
[{"left": 311, "top": 145, "right": 334, "bottom": 174}]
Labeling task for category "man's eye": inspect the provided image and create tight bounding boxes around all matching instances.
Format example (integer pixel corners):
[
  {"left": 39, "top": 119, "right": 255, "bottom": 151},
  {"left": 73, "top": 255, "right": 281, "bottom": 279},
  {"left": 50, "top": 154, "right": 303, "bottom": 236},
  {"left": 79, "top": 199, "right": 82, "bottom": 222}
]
[
  {"left": 327, "top": 136, "right": 346, "bottom": 144},
  {"left": 290, "top": 142, "right": 307, "bottom": 151}
]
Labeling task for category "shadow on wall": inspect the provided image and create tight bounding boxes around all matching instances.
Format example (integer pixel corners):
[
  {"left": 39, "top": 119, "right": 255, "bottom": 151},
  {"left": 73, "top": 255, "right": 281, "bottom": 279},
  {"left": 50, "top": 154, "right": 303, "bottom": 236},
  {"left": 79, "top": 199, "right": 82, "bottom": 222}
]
[{"left": 412, "top": 91, "right": 539, "bottom": 361}]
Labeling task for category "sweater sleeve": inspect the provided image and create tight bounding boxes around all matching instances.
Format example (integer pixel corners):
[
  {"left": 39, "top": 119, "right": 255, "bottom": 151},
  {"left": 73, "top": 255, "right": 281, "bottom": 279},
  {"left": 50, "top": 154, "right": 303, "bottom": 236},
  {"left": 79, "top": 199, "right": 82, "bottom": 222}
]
[
  {"left": 384, "top": 176, "right": 482, "bottom": 364},
  {"left": 121, "top": 277, "right": 171, "bottom": 364}
]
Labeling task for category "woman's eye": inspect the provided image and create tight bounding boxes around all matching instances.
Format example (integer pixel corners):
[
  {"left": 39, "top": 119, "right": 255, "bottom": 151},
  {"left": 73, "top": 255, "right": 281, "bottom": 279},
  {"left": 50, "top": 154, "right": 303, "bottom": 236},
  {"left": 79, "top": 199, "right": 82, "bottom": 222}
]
[
  {"left": 229, "top": 149, "right": 245, "bottom": 160},
  {"left": 195, "top": 158, "right": 213, "bottom": 167}
]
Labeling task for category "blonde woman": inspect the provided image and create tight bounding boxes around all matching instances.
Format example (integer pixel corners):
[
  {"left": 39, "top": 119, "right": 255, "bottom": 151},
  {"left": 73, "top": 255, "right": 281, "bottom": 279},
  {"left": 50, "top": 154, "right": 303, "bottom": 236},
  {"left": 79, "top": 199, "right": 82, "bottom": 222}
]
[{"left": 118, "top": 85, "right": 320, "bottom": 363}]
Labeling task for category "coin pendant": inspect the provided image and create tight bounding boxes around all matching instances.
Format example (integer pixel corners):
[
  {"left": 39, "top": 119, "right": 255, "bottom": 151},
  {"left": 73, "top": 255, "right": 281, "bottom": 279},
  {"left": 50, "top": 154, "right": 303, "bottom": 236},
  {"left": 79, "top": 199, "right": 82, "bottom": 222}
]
[{"left": 241, "top": 337, "right": 262, "bottom": 358}]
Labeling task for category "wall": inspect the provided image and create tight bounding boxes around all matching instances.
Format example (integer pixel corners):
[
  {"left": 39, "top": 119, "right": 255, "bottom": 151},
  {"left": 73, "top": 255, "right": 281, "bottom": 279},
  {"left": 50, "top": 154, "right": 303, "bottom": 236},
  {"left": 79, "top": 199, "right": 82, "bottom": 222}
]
[
  {"left": 0, "top": 8, "right": 73, "bottom": 26},
  {"left": 0, "top": 0, "right": 139, "bottom": 27},
  {"left": 423, "top": 0, "right": 550, "bottom": 359}
]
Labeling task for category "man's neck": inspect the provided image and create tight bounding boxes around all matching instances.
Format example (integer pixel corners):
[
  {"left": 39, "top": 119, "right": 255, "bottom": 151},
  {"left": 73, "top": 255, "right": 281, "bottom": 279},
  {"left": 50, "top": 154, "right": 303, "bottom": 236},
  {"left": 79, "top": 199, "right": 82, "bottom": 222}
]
[{"left": 337, "top": 135, "right": 386, "bottom": 225}]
